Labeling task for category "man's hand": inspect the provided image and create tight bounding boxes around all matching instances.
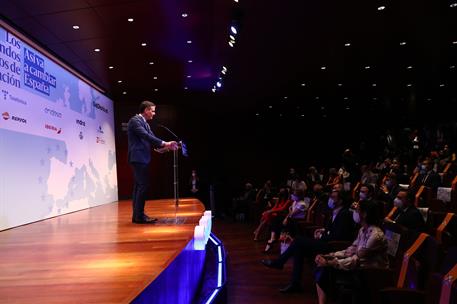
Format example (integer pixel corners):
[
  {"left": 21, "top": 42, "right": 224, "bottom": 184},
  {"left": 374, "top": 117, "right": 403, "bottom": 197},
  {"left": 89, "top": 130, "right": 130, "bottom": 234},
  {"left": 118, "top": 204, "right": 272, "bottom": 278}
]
[{"left": 164, "top": 141, "right": 179, "bottom": 150}]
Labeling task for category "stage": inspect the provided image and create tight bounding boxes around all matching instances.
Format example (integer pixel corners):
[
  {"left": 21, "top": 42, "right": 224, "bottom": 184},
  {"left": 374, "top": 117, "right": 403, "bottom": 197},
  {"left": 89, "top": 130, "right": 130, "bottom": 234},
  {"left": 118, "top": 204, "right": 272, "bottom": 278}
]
[{"left": 0, "top": 198, "right": 214, "bottom": 303}]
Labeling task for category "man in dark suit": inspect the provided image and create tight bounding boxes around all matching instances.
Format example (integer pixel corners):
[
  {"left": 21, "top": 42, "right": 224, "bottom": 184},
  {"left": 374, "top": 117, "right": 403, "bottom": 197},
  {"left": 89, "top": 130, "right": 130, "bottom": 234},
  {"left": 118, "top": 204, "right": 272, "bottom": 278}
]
[
  {"left": 261, "top": 189, "right": 355, "bottom": 293},
  {"left": 128, "top": 101, "right": 178, "bottom": 224},
  {"left": 416, "top": 159, "right": 441, "bottom": 190},
  {"left": 390, "top": 190, "right": 425, "bottom": 232}
]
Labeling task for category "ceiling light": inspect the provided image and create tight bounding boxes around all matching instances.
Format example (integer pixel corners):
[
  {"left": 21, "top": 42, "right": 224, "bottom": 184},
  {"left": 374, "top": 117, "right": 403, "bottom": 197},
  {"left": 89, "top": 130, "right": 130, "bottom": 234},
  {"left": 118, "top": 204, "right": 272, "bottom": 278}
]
[
  {"left": 228, "top": 41, "right": 234, "bottom": 47},
  {"left": 117, "top": 80, "right": 122, "bottom": 83},
  {"left": 427, "top": 98, "right": 432, "bottom": 101},
  {"left": 94, "top": 48, "right": 100, "bottom": 52},
  {"left": 188, "top": 60, "right": 193, "bottom": 63},
  {"left": 346, "top": 107, "right": 350, "bottom": 110},
  {"left": 235, "top": 0, "right": 239, "bottom": 3},
  {"left": 365, "top": 66, "right": 371, "bottom": 69},
  {"left": 187, "top": 75, "right": 191, "bottom": 78},
  {"left": 187, "top": 40, "right": 192, "bottom": 44},
  {"left": 122, "top": 91, "right": 127, "bottom": 95},
  {"left": 221, "top": 70, "right": 226, "bottom": 75},
  {"left": 256, "top": 113, "right": 260, "bottom": 116},
  {"left": 229, "top": 35, "right": 235, "bottom": 40},
  {"left": 108, "top": 66, "right": 114, "bottom": 69},
  {"left": 230, "top": 26, "right": 237, "bottom": 35},
  {"left": 301, "top": 114, "right": 305, "bottom": 117},
  {"left": 377, "top": 6, "right": 386, "bottom": 11},
  {"left": 72, "top": 25, "right": 80, "bottom": 30},
  {"left": 127, "top": 18, "right": 134, "bottom": 22},
  {"left": 181, "top": 13, "right": 188, "bottom": 18},
  {"left": 407, "top": 66, "right": 413, "bottom": 69},
  {"left": 450, "top": 3, "right": 457, "bottom": 8},
  {"left": 321, "top": 106, "right": 325, "bottom": 110},
  {"left": 344, "top": 43, "right": 351, "bottom": 47},
  {"left": 321, "top": 66, "right": 326, "bottom": 70},
  {"left": 301, "top": 83, "right": 306, "bottom": 87},
  {"left": 149, "top": 61, "right": 154, "bottom": 65},
  {"left": 216, "top": 82, "right": 222, "bottom": 88},
  {"left": 284, "top": 96, "right": 288, "bottom": 99},
  {"left": 153, "top": 76, "right": 158, "bottom": 80},
  {"left": 450, "top": 65, "right": 455, "bottom": 69},
  {"left": 400, "top": 41, "right": 407, "bottom": 46},
  {"left": 154, "top": 88, "right": 158, "bottom": 91},
  {"left": 344, "top": 97, "right": 349, "bottom": 100},
  {"left": 406, "top": 84, "right": 412, "bottom": 87},
  {"left": 372, "top": 83, "right": 377, "bottom": 87},
  {"left": 211, "top": 88, "right": 216, "bottom": 92},
  {"left": 184, "top": 86, "right": 188, "bottom": 90},
  {"left": 141, "top": 43, "right": 147, "bottom": 46},
  {"left": 440, "top": 84, "right": 445, "bottom": 87},
  {"left": 315, "top": 96, "right": 320, "bottom": 100},
  {"left": 337, "top": 83, "right": 343, "bottom": 87},
  {"left": 453, "top": 41, "right": 457, "bottom": 45},
  {"left": 268, "top": 105, "right": 272, "bottom": 109},
  {"left": 222, "top": 66, "right": 227, "bottom": 71},
  {"left": 372, "top": 97, "right": 377, "bottom": 100}
]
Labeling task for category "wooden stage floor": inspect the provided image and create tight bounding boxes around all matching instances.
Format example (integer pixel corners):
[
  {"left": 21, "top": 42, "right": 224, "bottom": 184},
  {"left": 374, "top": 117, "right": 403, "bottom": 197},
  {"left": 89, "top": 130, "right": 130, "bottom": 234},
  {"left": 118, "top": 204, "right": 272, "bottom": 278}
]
[{"left": 0, "top": 198, "right": 205, "bottom": 304}]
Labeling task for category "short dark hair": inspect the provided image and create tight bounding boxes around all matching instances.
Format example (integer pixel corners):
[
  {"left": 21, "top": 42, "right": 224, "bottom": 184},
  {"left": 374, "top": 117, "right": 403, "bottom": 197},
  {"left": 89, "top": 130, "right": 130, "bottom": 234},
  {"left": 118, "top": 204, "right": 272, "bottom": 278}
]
[
  {"left": 360, "top": 183, "right": 375, "bottom": 195},
  {"left": 359, "top": 200, "right": 381, "bottom": 226},
  {"left": 139, "top": 100, "right": 155, "bottom": 113}
]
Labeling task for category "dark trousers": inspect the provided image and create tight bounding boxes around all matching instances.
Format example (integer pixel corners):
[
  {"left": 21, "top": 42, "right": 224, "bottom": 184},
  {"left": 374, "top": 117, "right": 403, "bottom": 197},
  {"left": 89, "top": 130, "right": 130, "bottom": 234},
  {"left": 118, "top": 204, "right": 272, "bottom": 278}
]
[
  {"left": 277, "top": 236, "right": 330, "bottom": 285},
  {"left": 131, "top": 162, "right": 150, "bottom": 221}
]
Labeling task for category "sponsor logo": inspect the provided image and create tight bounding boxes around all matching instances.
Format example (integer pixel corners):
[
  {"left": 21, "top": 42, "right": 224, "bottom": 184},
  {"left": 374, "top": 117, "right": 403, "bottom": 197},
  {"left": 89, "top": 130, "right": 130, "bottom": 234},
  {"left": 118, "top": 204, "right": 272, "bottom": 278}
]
[
  {"left": 97, "top": 126, "right": 104, "bottom": 134},
  {"left": 2, "top": 90, "right": 8, "bottom": 100},
  {"left": 2, "top": 112, "right": 26, "bottom": 123},
  {"left": 76, "top": 119, "right": 86, "bottom": 127},
  {"left": 44, "top": 107, "right": 62, "bottom": 118},
  {"left": 45, "top": 123, "right": 62, "bottom": 134},
  {"left": 93, "top": 102, "right": 108, "bottom": 114},
  {"left": 1, "top": 90, "right": 27, "bottom": 105},
  {"left": 79, "top": 131, "right": 84, "bottom": 140},
  {"left": 96, "top": 136, "right": 105, "bottom": 144}
]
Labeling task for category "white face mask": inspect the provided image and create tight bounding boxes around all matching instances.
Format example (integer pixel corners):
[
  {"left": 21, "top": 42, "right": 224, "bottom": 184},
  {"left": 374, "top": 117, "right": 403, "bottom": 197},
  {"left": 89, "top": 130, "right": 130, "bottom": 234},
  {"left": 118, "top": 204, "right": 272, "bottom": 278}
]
[
  {"left": 359, "top": 192, "right": 368, "bottom": 201},
  {"left": 394, "top": 198, "right": 403, "bottom": 209},
  {"left": 352, "top": 211, "right": 361, "bottom": 224},
  {"left": 421, "top": 164, "right": 427, "bottom": 171},
  {"left": 328, "top": 198, "right": 335, "bottom": 209}
]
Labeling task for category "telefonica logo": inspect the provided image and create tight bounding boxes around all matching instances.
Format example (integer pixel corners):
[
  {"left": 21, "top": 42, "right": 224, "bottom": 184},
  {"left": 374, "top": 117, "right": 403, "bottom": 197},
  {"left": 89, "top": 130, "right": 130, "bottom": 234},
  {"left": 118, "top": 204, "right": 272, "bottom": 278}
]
[
  {"left": 93, "top": 102, "right": 108, "bottom": 113},
  {"left": 44, "top": 107, "right": 62, "bottom": 118}
]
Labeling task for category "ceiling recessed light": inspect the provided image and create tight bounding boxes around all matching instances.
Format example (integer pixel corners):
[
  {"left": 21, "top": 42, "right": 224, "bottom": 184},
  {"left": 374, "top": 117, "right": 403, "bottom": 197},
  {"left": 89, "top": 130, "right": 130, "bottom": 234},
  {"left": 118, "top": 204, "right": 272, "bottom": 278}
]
[
  {"left": 184, "top": 86, "right": 188, "bottom": 90},
  {"left": 321, "top": 66, "right": 326, "bottom": 70},
  {"left": 221, "top": 70, "right": 226, "bottom": 75},
  {"left": 450, "top": 3, "right": 457, "bottom": 8},
  {"left": 188, "top": 60, "right": 193, "bottom": 63},
  {"left": 211, "top": 88, "right": 216, "bottom": 93},
  {"left": 284, "top": 96, "right": 288, "bottom": 99},
  {"left": 344, "top": 97, "right": 349, "bottom": 100},
  {"left": 268, "top": 105, "right": 273, "bottom": 109},
  {"left": 122, "top": 91, "right": 127, "bottom": 95},
  {"left": 117, "top": 80, "right": 122, "bottom": 83},
  {"left": 452, "top": 41, "right": 457, "bottom": 45},
  {"left": 228, "top": 41, "right": 234, "bottom": 47},
  {"left": 108, "top": 66, "right": 114, "bottom": 69},
  {"left": 337, "top": 83, "right": 343, "bottom": 87},
  {"left": 256, "top": 113, "right": 260, "bottom": 116},
  {"left": 187, "top": 40, "right": 192, "bottom": 44},
  {"left": 301, "top": 114, "right": 305, "bottom": 117},
  {"left": 154, "top": 88, "right": 158, "bottom": 92},
  {"left": 181, "top": 13, "right": 188, "bottom": 18},
  {"left": 377, "top": 6, "right": 386, "bottom": 11},
  {"left": 450, "top": 65, "right": 455, "bottom": 69},
  {"left": 321, "top": 106, "right": 325, "bottom": 110},
  {"left": 407, "top": 66, "right": 413, "bottom": 69},
  {"left": 372, "top": 97, "right": 377, "bottom": 100},
  {"left": 186, "top": 75, "right": 192, "bottom": 78},
  {"left": 440, "top": 84, "right": 445, "bottom": 87},
  {"left": 301, "top": 83, "right": 306, "bottom": 87},
  {"left": 153, "top": 76, "right": 158, "bottom": 80},
  {"left": 315, "top": 96, "right": 320, "bottom": 100},
  {"left": 149, "top": 61, "right": 154, "bottom": 65},
  {"left": 345, "top": 107, "right": 350, "bottom": 110},
  {"left": 344, "top": 42, "right": 351, "bottom": 47},
  {"left": 229, "top": 35, "right": 235, "bottom": 40},
  {"left": 365, "top": 66, "right": 371, "bottom": 69},
  {"left": 230, "top": 26, "right": 237, "bottom": 35},
  {"left": 406, "top": 84, "right": 412, "bottom": 87},
  {"left": 72, "top": 25, "right": 80, "bottom": 30},
  {"left": 141, "top": 43, "right": 147, "bottom": 46},
  {"left": 372, "top": 83, "right": 377, "bottom": 87},
  {"left": 400, "top": 41, "right": 407, "bottom": 46},
  {"left": 427, "top": 98, "right": 432, "bottom": 101},
  {"left": 94, "top": 48, "right": 100, "bottom": 52},
  {"left": 127, "top": 18, "right": 134, "bottom": 22}
]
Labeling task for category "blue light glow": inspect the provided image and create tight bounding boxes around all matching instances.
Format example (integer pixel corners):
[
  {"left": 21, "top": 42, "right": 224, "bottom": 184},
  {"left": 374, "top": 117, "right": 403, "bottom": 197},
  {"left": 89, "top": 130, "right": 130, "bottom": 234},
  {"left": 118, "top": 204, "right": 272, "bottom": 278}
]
[
  {"left": 218, "top": 262, "right": 222, "bottom": 287},
  {"left": 230, "top": 26, "right": 237, "bottom": 34},
  {"left": 205, "top": 289, "right": 219, "bottom": 304},
  {"left": 209, "top": 235, "right": 218, "bottom": 246}
]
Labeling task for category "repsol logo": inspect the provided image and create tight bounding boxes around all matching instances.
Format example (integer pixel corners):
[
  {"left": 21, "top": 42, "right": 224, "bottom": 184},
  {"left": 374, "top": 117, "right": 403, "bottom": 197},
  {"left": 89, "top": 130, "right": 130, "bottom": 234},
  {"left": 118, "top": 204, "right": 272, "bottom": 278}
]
[
  {"left": 44, "top": 107, "right": 62, "bottom": 118},
  {"left": 93, "top": 102, "right": 108, "bottom": 113},
  {"left": 12, "top": 115, "right": 27, "bottom": 123},
  {"left": 76, "top": 119, "right": 86, "bottom": 127}
]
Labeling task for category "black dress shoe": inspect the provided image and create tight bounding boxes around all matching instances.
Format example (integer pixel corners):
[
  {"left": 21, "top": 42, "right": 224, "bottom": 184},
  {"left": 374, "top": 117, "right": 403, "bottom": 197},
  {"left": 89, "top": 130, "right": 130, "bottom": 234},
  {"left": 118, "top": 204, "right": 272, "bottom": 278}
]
[
  {"left": 143, "top": 215, "right": 159, "bottom": 222},
  {"left": 279, "top": 284, "right": 303, "bottom": 293},
  {"left": 261, "top": 259, "right": 283, "bottom": 270},
  {"left": 132, "top": 218, "right": 157, "bottom": 224}
]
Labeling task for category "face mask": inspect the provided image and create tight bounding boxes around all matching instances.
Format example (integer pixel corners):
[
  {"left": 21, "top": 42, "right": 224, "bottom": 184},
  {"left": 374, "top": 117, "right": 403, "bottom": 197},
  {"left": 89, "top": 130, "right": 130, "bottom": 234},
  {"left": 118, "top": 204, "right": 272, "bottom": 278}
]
[
  {"left": 359, "top": 192, "right": 367, "bottom": 201},
  {"left": 421, "top": 164, "right": 427, "bottom": 171},
  {"left": 394, "top": 198, "right": 403, "bottom": 209},
  {"left": 386, "top": 180, "right": 393, "bottom": 188},
  {"left": 328, "top": 198, "right": 335, "bottom": 209},
  {"left": 291, "top": 195, "right": 299, "bottom": 202},
  {"left": 352, "top": 211, "right": 361, "bottom": 224}
]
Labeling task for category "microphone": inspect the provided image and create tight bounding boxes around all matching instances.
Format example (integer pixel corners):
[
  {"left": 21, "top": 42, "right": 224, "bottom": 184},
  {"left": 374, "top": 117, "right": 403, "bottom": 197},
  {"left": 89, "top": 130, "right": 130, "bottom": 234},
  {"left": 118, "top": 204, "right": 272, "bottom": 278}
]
[{"left": 156, "top": 123, "right": 188, "bottom": 157}]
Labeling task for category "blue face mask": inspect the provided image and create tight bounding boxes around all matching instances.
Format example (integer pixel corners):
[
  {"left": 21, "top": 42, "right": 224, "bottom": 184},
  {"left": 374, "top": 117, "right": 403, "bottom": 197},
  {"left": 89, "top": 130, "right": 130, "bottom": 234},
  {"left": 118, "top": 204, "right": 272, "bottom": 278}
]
[
  {"left": 359, "top": 192, "right": 368, "bottom": 201},
  {"left": 291, "top": 195, "right": 299, "bottom": 202},
  {"left": 328, "top": 198, "right": 335, "bottom": 209}
]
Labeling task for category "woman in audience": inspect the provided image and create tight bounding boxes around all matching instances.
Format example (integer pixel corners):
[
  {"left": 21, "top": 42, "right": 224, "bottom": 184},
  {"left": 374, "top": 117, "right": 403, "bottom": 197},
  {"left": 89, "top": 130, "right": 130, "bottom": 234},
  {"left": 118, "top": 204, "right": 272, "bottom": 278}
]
[
  {"left": 314, "top": 200, "right": 388, "bottom": 304},
  {"left": 253, "top": 187, "right": 291, "bottom": 241},
  {"left": 325, "top": 168, "right": 342, "bottom": 191}
]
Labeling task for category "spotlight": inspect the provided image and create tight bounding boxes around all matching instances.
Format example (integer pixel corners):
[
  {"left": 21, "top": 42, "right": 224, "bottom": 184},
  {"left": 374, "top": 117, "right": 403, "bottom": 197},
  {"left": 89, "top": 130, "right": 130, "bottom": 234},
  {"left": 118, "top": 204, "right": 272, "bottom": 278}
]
[{"left": 230, "top": 26, "right": 237, "bottom": 35}]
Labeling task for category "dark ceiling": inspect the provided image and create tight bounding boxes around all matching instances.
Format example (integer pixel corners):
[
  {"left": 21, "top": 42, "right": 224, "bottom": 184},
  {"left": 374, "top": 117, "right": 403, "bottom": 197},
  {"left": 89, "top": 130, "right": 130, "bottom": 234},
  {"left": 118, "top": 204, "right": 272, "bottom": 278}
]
[{"left": 1, "top": 0, "right": 456, "bottom": 117}]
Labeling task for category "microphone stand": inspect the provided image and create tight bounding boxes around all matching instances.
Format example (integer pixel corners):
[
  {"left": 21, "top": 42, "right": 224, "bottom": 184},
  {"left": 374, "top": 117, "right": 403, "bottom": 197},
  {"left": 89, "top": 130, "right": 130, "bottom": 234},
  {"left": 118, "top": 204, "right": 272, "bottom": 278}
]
[{"left": 156, "top": 124, "right": 185, "bottom": 222}]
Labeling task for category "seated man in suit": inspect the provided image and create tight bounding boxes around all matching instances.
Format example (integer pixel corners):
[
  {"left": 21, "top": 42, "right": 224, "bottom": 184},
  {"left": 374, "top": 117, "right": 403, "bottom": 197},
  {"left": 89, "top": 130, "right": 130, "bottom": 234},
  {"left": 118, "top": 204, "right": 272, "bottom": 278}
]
[
  {"left": 388, "top": 190, "right": 426, "bottom": 232},
  {"left": 261, "top": 189, "right": 355, "bottom": 293},
  {"left": 416, "top": 158, "right": 441, "bottom": 190}
]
